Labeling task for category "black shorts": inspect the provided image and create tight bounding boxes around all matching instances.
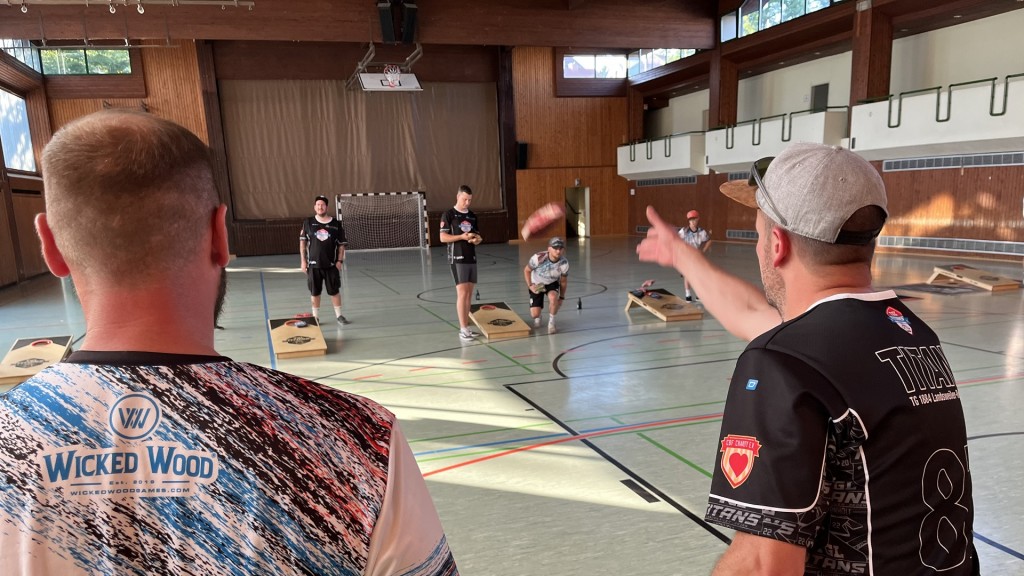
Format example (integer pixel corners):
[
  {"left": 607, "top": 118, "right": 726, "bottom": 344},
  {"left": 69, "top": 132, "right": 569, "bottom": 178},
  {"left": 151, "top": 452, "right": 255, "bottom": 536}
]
[
  {"left": 528, "top": 280, "right": 561, "bottom": 308},
  {"left": 450, "top": 263, "right": 478, "bottom": 285},
  {"left": 308, "top": 266, "right": 340, "bottom": 296}
]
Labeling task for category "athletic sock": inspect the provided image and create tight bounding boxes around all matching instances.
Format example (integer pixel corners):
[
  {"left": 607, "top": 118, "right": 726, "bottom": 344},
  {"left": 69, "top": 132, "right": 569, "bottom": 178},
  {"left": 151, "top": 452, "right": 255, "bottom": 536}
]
[
  {"left": 311, "top": 307, "right": 319, "bottom": 320},
  {"left": 333, "top": 306, "right": 342, "bottom": 317}
]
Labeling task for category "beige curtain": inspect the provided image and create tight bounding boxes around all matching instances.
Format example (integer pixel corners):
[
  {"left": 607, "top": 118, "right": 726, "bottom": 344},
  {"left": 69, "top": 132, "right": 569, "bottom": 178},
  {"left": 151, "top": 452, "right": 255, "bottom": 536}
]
[{"left": 220, "top": 79, "right": 501, "bottom": 219}]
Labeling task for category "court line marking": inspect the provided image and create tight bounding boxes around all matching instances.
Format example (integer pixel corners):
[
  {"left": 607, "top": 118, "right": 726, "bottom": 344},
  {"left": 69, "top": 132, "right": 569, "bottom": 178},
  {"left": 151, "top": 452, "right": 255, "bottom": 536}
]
[{"left": 259, "top": 271, "right": 276, "bottom": 370}]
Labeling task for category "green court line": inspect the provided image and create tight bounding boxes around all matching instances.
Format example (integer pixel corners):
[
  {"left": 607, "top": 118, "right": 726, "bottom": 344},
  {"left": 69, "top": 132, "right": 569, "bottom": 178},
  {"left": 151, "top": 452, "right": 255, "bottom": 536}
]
[
  {"left": 612, "top": 417, "right": 713, "bottom": 478},
  {"left": 485, "top": 345, "right": 536, "bottom": 374}
]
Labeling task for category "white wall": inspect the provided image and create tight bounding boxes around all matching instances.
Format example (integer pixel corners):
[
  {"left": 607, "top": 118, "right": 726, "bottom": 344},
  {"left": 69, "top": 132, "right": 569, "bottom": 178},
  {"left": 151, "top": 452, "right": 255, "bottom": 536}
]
[
  {"left": 890, "top": 9, "right": 1024, "bottom": 94},
  {"left": 646, "top": 90, "right": 708, "bottom": 138},
  {"left": 736, "top": 52, "right": 851, "bottom": 121},
  {"left": 653, "top": 7, "right": 1024, "bottom": 135}
]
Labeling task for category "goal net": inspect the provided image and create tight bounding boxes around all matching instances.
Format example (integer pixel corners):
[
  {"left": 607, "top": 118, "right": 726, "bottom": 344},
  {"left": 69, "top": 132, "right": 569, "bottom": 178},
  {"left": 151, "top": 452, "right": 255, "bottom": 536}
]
[{"left": 335, "top": 191, "right": 429, "bottom": 250}]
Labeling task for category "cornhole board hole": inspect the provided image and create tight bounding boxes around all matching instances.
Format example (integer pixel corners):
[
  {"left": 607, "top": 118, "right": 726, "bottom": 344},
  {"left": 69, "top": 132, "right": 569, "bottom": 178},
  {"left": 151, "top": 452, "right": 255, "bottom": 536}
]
[
  {"left": 927, "top": 264, "right": 1021, "bottom": 292},
  {"left": 624, "top": 288, "right": 703, "bottom": 322},
  {"left": 268, "top": 317, "right": 327, "bottom": 359},
  {"left": 0, "top": 336, "right": 74, "bottom": 387},
  {"left": 470, "top": 302, "right": 531, "bottom": 341}
]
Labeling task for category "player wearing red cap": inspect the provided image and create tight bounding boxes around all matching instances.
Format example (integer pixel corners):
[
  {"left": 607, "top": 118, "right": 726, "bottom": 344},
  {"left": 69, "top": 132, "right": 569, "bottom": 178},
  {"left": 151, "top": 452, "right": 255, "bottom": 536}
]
[{"left": 678, "top": 209, "right": 711, "bottom": 301}]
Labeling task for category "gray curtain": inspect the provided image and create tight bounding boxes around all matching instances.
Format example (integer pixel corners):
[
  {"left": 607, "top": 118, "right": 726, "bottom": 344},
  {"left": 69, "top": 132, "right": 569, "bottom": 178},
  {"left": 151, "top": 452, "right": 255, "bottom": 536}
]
[{"left": 220, "top": 79, "right": 501, "bottom": 218}]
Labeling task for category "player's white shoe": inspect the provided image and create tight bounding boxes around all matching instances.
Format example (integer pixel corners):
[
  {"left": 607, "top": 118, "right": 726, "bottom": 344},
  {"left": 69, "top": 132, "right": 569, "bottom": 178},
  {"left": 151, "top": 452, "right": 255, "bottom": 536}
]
[
  {"left": 533, "top": 317, "right": 541, "bottom": 328},
  {"left": 547, "top": 317, "right": 556, "bottom": 334},
  {"left": 459, "top": 328, "right": 476, "bottom": 341}
]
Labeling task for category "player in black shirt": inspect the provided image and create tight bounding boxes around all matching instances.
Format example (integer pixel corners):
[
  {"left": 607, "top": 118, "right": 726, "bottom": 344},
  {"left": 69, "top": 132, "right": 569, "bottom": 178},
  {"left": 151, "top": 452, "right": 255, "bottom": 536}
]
[
  {"left": 299, "top": 195, "right": 350, "bottom": 324},
  {"left": 439, "top": 185, "right": 481, "bottom": 341},
  {"left": 638, "top": 143, "right": 978, "bottom": 575}
]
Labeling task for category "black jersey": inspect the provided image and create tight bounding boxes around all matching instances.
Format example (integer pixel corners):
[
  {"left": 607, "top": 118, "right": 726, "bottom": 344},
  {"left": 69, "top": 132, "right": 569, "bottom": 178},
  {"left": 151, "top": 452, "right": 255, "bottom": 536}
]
[
  {"left": 440, "top": 207, "right": 477, "bottom": 264},
  {"left": 300, "top": 216, "right": 347, "bottom": 268},
  {"left": 705, "top": 292, "right": 977, "bottom": 575}
]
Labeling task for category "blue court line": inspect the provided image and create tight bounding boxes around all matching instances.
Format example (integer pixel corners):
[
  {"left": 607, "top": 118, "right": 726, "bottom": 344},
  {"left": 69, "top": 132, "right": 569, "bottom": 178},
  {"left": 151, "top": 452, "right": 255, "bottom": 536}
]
[
  {"left": 259, "top": 271, "right": 276, "bottom": 370},
  {"left": 974, "top": 532, "right": 1024, "bottom": 561}
]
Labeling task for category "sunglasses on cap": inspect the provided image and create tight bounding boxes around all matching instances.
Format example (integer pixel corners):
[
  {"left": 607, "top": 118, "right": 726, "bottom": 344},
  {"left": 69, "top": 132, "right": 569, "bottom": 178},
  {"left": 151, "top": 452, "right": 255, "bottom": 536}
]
[
  {"left": 748, "top": 156, "right": 788, "bottom": 228},
  {"left": 749, "top": 156, "right": 883, "bottom": 245}
]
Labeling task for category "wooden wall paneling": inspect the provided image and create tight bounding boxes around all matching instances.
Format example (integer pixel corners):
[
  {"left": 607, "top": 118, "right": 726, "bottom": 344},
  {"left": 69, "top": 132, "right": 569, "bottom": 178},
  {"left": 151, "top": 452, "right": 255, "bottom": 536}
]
[
  {"left": 497, "top": 46, "right": 518, "bottom": 240},
  {"left": 11, "top": 193, "right": 46, "bottom": 278},
  {"left": 48, "top": 41, "right": 206, "bottom": 141},
  {"left": 196, "top": 40, "right": 237, "bottom": 252},
  {"left": 627, "top": 172, "right": 749, "bottom": 241},
  {"left": 516, "top": 167, "right": 628, "bottom": 239},
  {"left": 0, "top": 1, "right": 715, "bottom": 50},
  {"left": 881, "top": 165, "right": 1024, "bottom": 243},
  {"left": 0, "top": 178, "right": 17, "bottom": 287},
  {"left": 213, "top": 42, "right": 499, "bottom": 82},
  {"left": 44, "top": 52, "right": 146, "bottom": 99},
  {"left": 850, "top": 6, "right": 893, "bottom": 107}
]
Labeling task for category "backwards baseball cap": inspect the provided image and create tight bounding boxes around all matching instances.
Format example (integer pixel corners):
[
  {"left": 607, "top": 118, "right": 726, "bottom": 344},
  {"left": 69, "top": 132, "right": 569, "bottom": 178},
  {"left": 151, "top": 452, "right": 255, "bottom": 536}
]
[
  {"left": 719, "top": 142, "right": 887, "bottom": 245},
  {"left": 548, "top": 237, "right": 565, "bottom": 248},
  {"left": 314, "top": 195, "right": 330, "bottom": 205}
]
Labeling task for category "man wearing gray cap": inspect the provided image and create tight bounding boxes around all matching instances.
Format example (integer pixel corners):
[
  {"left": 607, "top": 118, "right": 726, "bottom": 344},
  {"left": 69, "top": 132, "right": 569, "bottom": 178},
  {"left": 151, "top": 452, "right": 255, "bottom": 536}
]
[
  {"left": 638, "top": 143, "right": 978, "bottom": 575},
  {"left": 524, "top": 236, "right": 569, "bottom": 333}
]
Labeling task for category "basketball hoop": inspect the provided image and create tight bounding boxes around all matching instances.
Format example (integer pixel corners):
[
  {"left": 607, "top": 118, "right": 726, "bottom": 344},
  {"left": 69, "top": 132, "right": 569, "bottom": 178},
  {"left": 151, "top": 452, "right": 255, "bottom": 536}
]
[{"left": 383, "top": 65, "right": 401, "bottom": 88}]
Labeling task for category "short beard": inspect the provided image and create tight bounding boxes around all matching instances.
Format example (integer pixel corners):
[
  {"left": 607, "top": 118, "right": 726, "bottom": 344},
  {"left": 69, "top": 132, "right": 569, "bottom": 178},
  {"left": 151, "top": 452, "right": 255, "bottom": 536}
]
[
  {"left": 214, "top": 268, "right": 227, "bottom": 325},
  {"left": 760, "top": 239, "right": 785, "bottom": 314}
]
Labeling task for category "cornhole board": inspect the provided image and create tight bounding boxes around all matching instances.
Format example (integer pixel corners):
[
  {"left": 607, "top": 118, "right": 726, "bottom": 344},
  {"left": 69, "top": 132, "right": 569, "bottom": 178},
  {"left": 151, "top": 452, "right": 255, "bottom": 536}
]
[
  {"left": 0, "top": 336, "right": 74, "bottom": 387},
  {"left": 624, "top": 288, "right": 703, "bottom": 322},
  {"left": 268, "top": 317, "right": 327, "bottom": 359},
  {"left": 470, "top": 302, "right": 531, "bottom": 341},
  {"left": 927, "top": 264, "right": 1021, "bottom": 292}
]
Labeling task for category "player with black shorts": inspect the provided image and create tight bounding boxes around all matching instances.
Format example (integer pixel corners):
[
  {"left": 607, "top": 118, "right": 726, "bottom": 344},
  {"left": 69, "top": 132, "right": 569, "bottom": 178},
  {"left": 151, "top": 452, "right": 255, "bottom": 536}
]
[
  {"left": 299, "top": 195, "right": 350, "bottom": 324},
  {"left": 439, "top": 185, "right": 481, "bottom": 341},
  {"left": 523, "top": 236, "right": 569, "bottom": 333},
  {"left": 638, "top": 142, "right": 978, "bottom": 575}
]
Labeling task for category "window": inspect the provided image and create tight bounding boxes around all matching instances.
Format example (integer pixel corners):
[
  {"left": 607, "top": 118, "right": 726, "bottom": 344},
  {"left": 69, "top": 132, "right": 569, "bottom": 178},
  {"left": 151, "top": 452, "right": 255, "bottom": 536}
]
[
  {"left": 721, "top": 12, "right": 738, "bottom": 42},
  {"left": 40, "top": 49, "right": 131, "bottom": 75},
  {"left": 731, "top": 0, "right": 843, "bottom": 39},
  {"left": 627, "top": 48, "right": 697, "bottom": 77},
  {"left": 0, "top": 39, "right": 42, "bottom": 73},
  {"left": 0, "top": 88, "right": 36, "bottom": 172},
  {"left": 563, "top": 54, "right": 629, "bottom": 79}
]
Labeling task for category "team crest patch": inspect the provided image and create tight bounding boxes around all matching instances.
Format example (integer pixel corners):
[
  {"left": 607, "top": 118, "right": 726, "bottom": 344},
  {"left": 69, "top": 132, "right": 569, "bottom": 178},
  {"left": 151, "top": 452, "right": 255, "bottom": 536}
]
[
  {"left": 720, "top": 434, "right": 761, "bottom": 488},
  {"left": 886, "top": 306, "right": 913, "bottom": 335}
]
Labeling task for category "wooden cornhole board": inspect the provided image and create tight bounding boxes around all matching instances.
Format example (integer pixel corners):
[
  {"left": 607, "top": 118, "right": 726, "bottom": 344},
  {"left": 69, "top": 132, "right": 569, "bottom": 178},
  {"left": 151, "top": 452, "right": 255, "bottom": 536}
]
[
  {"left": 927, "top": 264, "right": 1021, "bottom": 292},
  {"left": 268, "top": 317, "right": 327, "bottom": 359},
  {"left": 470, "top": 302, "right": 531, "bottom": 341},
  {"left": 0, "top": 336, "right": 74, "bottom": 387},
  {"left": 624, "top": 288, "right": 703, "bottom": 322}
]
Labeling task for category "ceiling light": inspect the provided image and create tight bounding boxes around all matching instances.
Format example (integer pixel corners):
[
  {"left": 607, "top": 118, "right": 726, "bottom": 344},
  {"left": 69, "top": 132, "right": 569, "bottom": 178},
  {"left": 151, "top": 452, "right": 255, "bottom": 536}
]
[
  {"left": 137, "top": 3, "right": 144, "bottom": 13},
  {"left": 109, "top": 2, "right": 116, "bottom": 12},
  {"left": 21, "top": 4, "right": 28, "bottom": 12},
  {"left": 953, "top": 14, "right": 962, "bottom": 18}
]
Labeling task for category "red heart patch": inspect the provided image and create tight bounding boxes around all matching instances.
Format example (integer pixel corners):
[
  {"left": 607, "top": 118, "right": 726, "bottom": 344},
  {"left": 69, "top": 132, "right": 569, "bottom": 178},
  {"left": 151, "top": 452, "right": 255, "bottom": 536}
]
[{"left": 729, "top": 453, "right": 749, "bottom": 476}]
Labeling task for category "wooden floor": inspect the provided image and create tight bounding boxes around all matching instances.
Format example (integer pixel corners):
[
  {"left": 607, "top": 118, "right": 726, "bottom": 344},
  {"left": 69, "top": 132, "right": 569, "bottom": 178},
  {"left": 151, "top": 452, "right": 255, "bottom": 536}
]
[{"left": 2, "top": 238, "right": 1023, "bottom": 575}]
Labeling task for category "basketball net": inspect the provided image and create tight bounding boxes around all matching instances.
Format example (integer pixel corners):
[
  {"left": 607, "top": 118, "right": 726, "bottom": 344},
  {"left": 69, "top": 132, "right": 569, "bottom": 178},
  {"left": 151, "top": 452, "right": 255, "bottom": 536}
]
[{"left": 383, "top": 65, "right": 401, "bottom": 88}]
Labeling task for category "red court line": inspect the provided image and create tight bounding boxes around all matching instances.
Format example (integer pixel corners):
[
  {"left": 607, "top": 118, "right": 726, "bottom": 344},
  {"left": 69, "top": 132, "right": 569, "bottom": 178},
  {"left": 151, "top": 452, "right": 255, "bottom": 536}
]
[
  {"left": 657, "top": 339, "right": 680, "bottom": 344},
  {"left": 354, "top": 374, "right": 383, "bottom": 381},
  {"left": 462, "top": 359, "right": 487, "bottom": 365},
  {"left": 409, "top": 367, "right": 435, "bottom": 372},
  {"left": 512, "top": 354, "right": 538, "bottom": 359},
  {"left": 424, "top": 412, "right": 722, "bottom": 477}
]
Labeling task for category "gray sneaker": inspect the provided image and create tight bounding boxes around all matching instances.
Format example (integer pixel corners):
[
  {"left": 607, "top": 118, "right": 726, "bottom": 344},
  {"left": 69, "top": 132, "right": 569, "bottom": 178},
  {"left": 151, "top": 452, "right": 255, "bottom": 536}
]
[
  {"left": 337, "top": 315, "right": 350, "bottom": 325},
  {"left": 459, "top": 328, "right": 475, "bottom": 341}
]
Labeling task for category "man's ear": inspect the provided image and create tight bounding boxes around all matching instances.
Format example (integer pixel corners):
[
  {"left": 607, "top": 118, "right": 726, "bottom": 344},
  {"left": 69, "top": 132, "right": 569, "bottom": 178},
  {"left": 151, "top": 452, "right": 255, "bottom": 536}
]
[
  {"left": 34, "top": 213, "right": 70, "bottom": 278},
  {"left": 771, "top": 226, "right": 791, "bottom": 268},
  {"left": 211, "top": 204, "right": 230, "bottom": 267}
]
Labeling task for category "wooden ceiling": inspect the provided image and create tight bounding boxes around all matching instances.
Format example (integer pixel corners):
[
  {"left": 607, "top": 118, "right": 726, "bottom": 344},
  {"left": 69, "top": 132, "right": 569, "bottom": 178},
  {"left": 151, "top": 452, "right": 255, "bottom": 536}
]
[{"left": 0, "top": 0, "right": 717, "bottom": 50}]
